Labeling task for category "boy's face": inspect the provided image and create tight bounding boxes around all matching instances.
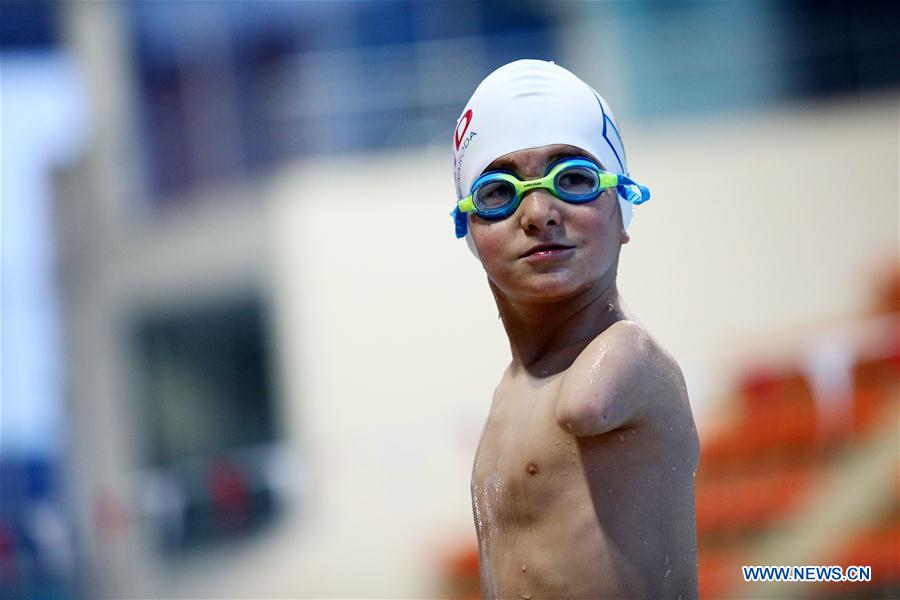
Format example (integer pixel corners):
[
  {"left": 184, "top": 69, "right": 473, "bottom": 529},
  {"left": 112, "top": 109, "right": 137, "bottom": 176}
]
[{"left": 468, "top": 144, "right": 629, "bottom": 303}]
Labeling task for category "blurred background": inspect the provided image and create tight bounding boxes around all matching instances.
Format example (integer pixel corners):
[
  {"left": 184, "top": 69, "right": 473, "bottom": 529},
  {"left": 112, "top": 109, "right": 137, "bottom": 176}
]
[{"left": 1, "top": 1, "right": 897, "bottom": 598}]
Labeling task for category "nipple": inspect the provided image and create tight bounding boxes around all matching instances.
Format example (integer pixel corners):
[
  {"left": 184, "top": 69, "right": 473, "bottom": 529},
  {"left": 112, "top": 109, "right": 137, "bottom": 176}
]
[{"left": 526, "top": 462, "right": 539, "bottom": 476}]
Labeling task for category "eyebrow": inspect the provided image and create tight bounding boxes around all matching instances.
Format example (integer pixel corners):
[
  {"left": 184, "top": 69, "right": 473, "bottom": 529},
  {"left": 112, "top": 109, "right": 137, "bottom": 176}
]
[{"left": 482, "top": 152, "right": 577, "bottom": 177}]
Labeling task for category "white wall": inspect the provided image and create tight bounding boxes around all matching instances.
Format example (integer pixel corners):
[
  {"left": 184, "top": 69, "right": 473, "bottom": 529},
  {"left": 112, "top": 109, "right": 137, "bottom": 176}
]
[{"left": 265, "top": 147, "right": 504, "bottom": 597}]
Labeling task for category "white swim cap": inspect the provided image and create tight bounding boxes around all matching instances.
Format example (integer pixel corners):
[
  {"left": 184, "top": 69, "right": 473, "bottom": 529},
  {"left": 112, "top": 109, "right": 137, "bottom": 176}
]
[{"left": 452, "top": 59, "right": 635, "bottom": 237}]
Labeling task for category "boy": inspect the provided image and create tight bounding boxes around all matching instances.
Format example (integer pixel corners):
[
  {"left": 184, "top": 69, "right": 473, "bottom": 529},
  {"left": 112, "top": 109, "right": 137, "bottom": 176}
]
[{"left": 451, "top": 60, "right": 699, "bottom": 599}]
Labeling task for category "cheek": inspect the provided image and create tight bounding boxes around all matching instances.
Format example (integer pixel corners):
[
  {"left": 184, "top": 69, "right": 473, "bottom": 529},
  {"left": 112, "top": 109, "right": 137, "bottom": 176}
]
[
  {"left": 569, "top": 205, "right": 622, "bottom": 268},
  {"left": 573, "top": 203, "right": 617, "bottom": 243},
  {"left": 470, "top": 222, "right": 514, "bottom": 275}
]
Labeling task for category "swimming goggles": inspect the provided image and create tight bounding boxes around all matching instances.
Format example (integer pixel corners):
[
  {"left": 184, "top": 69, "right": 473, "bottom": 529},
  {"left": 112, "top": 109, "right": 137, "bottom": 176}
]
[{"left": 452, "top": 157, "right": 650, "bottom": 238}]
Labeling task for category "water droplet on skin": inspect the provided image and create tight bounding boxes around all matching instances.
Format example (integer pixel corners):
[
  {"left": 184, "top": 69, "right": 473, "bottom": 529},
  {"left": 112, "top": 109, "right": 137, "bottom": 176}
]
[
  {"left": 607, "top": 488, "right": 612, "bottom": 494},
  {"left": 571, "top": 450, "right": 575, "bottom": 455},
  {"left": 522, "top": 594, "right": 531, "bottom": 600},
  {"left": 669, "top": 426, "right": 674, "bottom": 432},
  {"left": 564, "top": 440, "right": 571, "bottom": 445},
  {"left": 665, "top": 553, "right": 670, "bottom": 566},
  {"left": 618, "top": 434, "right": 625, "bottom": 442},
  {"left": 672, "top": 466, "right": 676, "bottom": 471},
  {"left": 521, "top": 564, "right": 527, "bottom": 573},
  {"left": 570, "top": 458, "right": 575, "bottom": 464},
  {"left": 562, "top": 470, "right": 568, "bottom": 476},
  {"left": 665, "top": 569, "right": 671, "bottom": 579}
]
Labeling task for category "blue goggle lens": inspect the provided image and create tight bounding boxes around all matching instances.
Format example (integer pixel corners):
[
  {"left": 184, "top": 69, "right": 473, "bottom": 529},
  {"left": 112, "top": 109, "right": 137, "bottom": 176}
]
[
  {"left": 555, "top": 166, "right": 601, "bottom": 200},
  {"left": 474, "top": 179, "right": 516, "bottom": 212}
]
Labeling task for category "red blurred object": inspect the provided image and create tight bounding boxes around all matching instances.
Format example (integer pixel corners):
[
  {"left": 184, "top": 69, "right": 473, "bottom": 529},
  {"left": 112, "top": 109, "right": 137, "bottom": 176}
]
[
  {"left": 440, "top": 541, "right": 481, "bottom": 600},
  {"left": 697, "top": 277, "right": 899, "bottom": 599},
  {"left": 697, "top": 466, "right": 823, "bottom": 537},
  {"left": 208, "top": 459, "right": 251, "bottom": 530},
  {"left": 871, "top": 263, "right": 900, "bottom": 315}
]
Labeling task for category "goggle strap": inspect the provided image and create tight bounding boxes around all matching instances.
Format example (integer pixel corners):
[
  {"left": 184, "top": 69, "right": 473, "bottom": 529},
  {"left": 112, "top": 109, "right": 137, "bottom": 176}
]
[
  {"left": 452, "top": 207, "right": 468, "bottom": 238},
  {"left": 616, "top": 182, "right": 650, "bottom": 206},
  {"left": 616, "top": 175, "right": 651, "bottom": 205}
]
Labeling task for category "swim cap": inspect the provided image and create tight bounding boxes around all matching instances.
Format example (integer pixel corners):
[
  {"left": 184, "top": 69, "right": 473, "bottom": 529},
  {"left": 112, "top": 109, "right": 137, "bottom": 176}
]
[{"left": 452, "top": 59, "right": 635, "bottom": 239}]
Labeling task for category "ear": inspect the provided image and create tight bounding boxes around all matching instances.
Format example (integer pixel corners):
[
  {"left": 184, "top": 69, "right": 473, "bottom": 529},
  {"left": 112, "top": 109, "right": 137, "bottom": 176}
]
[{"left": 619, "top": 214, "right": 630, "bottom": 244}]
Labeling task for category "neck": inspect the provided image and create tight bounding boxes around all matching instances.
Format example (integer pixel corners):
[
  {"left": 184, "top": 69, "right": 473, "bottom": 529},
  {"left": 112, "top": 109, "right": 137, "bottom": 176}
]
[{"left": 492, "top": 272, "right": 628, "bottom": 377}]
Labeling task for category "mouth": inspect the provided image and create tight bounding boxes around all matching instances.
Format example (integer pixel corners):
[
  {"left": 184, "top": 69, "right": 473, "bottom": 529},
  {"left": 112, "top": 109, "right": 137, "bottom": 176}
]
[{"left": 520, "top": 243, "right": 576, "bottom": 259}]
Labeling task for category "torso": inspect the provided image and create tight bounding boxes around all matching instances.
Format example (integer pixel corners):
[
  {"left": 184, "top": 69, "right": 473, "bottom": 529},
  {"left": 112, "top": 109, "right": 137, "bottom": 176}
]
[{"left": 471, "top": 321, "right": 699, "bottom": 599}]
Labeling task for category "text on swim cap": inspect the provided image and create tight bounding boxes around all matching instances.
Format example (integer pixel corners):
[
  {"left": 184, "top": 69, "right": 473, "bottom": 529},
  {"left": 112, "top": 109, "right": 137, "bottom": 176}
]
[
  {"left": 455, "top": 109, "right": 474, "bottom": 150},
  {"left": 454, "top": 131, "right": 477, "bottom": 193}
]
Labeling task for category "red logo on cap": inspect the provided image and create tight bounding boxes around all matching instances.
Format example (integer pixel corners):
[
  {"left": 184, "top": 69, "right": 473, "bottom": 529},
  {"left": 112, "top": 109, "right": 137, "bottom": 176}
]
[{"left": 455, "top": 109, "right": 473, "bottom": 151}]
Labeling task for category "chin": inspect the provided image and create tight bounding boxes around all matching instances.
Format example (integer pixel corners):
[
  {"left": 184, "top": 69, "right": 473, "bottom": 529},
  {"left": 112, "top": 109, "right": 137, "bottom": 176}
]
[{"left": 507, "top": 272, "right": 591, "bottom": 303}]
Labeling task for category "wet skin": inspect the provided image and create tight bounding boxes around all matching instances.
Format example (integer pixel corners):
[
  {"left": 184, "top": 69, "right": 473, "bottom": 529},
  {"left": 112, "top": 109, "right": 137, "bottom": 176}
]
[{"left": 467, "top": 145, "right": 700, "bottom": 599}]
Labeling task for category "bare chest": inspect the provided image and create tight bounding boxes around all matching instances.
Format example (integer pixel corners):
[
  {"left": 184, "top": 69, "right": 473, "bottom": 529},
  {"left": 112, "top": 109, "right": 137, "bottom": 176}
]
[{"left": 471, "top": 376, "right": 583, "bottom": 527}]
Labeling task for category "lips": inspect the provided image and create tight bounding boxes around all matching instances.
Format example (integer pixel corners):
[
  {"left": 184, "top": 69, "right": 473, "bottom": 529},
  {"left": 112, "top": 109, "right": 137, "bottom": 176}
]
[{"left": 520, "top": 243, "right": 575, "bottom": 259}]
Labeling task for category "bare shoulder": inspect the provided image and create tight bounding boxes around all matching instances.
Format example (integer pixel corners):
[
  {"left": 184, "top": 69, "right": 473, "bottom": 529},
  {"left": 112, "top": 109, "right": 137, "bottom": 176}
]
[
  {"left": 606, "top": 320, "right": 686, "bottom": 396},
  {"left": 569, "top": 319, "right": 683, "bottom": 403},
  {"left": 556, "top": 320, "right": 689, "bottom": 437}
]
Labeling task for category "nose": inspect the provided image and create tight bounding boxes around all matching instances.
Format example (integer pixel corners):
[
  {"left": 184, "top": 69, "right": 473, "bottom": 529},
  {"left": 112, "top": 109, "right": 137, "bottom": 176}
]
[{"left": 518, "top": 189, "right": 561, "bottom": 233}]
